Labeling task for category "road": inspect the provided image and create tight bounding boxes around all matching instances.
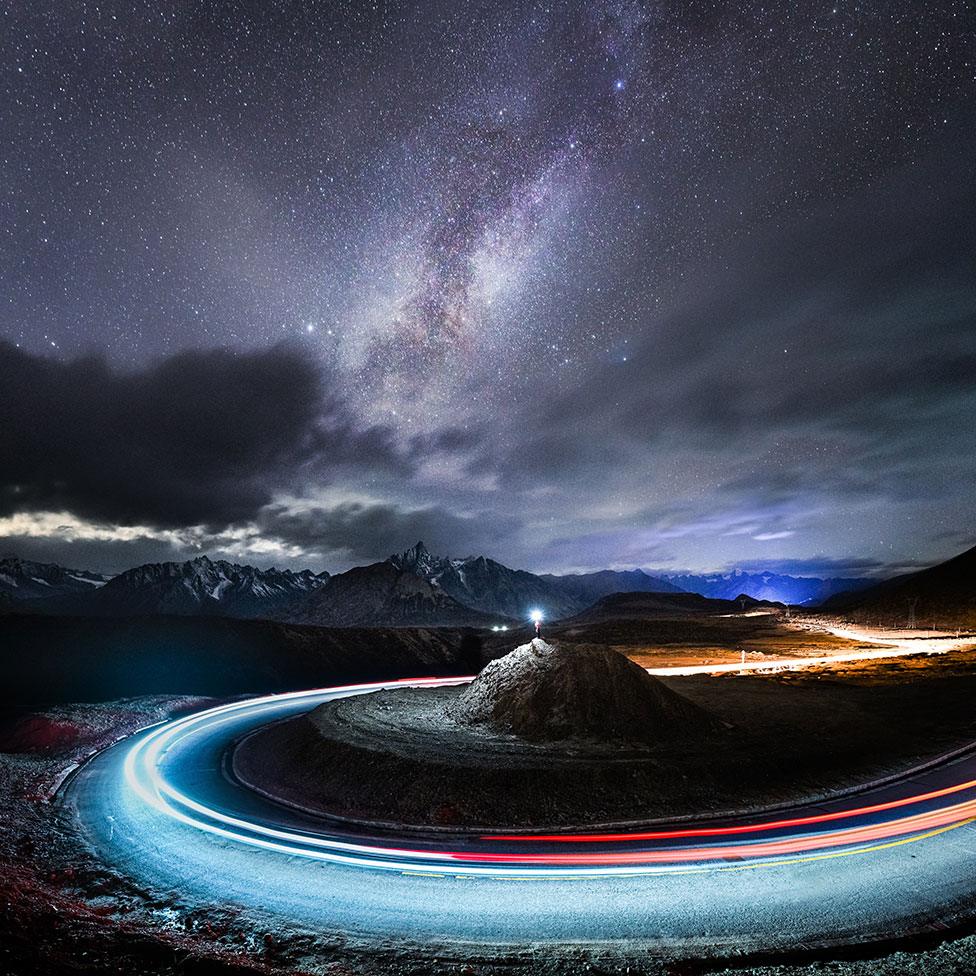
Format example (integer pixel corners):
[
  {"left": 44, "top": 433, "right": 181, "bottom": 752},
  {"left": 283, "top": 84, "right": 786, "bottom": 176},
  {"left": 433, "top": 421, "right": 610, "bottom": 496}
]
[
  {"left": 656, "top": 621, "right": 975, "bottom": 676},
  {"left": 818, "top": 622, "right": 974, "bottom": 654},
  {"left": 65, "top": 670, "right": 976, "bottom": 961}
]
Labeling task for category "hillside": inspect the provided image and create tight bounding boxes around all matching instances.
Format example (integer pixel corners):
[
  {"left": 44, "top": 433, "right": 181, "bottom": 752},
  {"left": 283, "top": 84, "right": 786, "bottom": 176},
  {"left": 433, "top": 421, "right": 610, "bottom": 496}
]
[
  {"left": 561, "top": 590, "right": 775, "bottom": 623},
  {"left": 821, "top": 544, "right": 976, "bottom": 628}
]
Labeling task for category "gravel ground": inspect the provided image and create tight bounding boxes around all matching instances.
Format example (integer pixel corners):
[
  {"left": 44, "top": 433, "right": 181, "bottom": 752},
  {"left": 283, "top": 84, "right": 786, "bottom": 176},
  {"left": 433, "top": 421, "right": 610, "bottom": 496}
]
[{"left": 0, "top": 696, "right": 292, "bottom": 975}]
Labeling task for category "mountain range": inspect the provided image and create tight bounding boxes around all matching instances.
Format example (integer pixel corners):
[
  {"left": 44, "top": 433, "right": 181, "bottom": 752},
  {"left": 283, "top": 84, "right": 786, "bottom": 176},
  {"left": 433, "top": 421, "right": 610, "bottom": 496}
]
[
  {"left": 391, "top": 542, "right": 589, "bottom": 619},
  {"left": 660, "top": 570, "right": 874, "bottom": 606},
  {"left": 0, "top": 555, "right": 110, "bottom": 602},
  {"left": 538, "top": 568, "right": 684, "bottom": 605},
  {"left": 0, "top": 541, "right": 886, "bottom": 627},
  {"left": 22, "top": 555, "right": 328, "bottom": 620},
  {"left": 289, "top": 559, "right": 502, "bottom": 628}
]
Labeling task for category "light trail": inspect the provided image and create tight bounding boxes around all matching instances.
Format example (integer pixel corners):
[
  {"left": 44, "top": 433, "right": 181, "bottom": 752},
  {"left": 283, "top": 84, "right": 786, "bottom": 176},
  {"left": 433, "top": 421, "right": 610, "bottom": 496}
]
[
  {"left": 487, "top": 775, "right": 976, "bottom": 842},
  {"left": 120, "top": 672, "right": 976, "bottom": 878}
]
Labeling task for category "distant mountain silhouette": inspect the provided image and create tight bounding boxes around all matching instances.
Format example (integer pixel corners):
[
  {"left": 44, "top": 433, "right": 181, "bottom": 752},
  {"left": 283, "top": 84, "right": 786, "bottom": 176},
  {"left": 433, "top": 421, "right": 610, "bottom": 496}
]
[
  {"left": 0, "top": 541, "right": 907, "bottom": 628},
  {"left": 539, "top": 568, "right": 683, "bottom": 605},
  {"left": 661, "top": 569, "right": 872, "bottom": 605}
]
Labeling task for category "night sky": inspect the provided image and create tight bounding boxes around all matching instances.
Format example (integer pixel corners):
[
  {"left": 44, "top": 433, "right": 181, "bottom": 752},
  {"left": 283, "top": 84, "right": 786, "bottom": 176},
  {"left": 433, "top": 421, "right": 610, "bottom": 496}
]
[{"left": 1, "top": 1, "right": 974, "bottom": 577}]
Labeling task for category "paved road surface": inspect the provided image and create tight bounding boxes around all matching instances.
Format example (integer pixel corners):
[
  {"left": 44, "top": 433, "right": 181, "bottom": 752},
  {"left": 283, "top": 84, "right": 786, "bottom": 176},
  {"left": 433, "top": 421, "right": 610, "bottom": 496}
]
[{"left": 65, "top": 670, "right": 976, "bottom": 960}]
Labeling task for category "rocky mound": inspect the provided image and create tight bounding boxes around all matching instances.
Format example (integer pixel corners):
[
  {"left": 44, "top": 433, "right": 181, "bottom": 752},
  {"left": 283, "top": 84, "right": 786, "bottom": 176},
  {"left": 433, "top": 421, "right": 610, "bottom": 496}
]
[
  {"left": 447, "top": 639, "right": 712, "bottom": 744},
  {"left": 233, "top": 640, "right": 734, "bottom": 829},
  {"left": 231, "top": 639, "right": 976, "bottom": 832}
]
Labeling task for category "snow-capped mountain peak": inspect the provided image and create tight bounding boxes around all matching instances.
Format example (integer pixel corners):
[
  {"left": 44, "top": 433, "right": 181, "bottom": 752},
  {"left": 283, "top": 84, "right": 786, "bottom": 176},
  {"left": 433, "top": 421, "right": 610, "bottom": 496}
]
[
  {"left": 389, "top": 541, "right": 442, "bottom": 579},
  {"left": 0, "top": 555, "right": 110, "bottom": 602},
  {"left": 11, "top": 555, "right": 330, "bottom": 619}
]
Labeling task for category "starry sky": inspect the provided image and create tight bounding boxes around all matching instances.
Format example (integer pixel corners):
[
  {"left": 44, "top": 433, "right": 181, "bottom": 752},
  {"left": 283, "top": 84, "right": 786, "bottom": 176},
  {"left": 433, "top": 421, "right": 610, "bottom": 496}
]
[{"left": 1, "top": 0, "right": 974, "bottom": 578}]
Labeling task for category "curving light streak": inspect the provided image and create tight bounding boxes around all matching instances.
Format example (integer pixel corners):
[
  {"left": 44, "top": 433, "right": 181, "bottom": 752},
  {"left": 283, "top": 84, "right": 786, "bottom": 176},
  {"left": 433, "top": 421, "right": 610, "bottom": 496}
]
[
  {"left": 458, "top": 801, "right": 976, "bottom": 864},
  {"left": 488, "top": 777, "right": 976, "bottom": 843},
  {"left": 119, "top": 671, "right": 976, "bottom": 878}
]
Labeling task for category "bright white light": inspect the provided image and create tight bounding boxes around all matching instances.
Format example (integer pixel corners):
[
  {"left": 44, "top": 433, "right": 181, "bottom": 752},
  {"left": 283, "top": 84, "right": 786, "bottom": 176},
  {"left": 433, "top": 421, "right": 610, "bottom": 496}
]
[
  {"left": 491, "top": 625, "right": 500, "bottom": 631},
  {"left": 529, "top": 608, "right": 543, "bottom": 624}
]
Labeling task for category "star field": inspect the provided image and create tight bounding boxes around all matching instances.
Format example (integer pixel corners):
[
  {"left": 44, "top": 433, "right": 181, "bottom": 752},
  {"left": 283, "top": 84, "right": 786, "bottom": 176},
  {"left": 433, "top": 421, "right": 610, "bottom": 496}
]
[{"left": 1, "top": 1, "right": 974, "bottom": 576}]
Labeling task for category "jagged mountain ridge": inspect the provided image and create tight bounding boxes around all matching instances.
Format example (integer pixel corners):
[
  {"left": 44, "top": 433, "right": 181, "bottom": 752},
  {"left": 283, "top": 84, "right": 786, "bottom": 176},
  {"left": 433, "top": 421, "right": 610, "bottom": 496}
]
[
  {"left": 38, "top": 555, "right": 328, "bottom": 618},
  {"left": 0, "top": 555, "right": 110, "bottom": 602},
  {"left": 390, "top": 542, "right": 584, "bottom": 620},
  {"left": 0, "top": 541, "right": 914, "bottom": 626},
  {"left": 288, "top": 543, "right": 684, "bottom": 628}
]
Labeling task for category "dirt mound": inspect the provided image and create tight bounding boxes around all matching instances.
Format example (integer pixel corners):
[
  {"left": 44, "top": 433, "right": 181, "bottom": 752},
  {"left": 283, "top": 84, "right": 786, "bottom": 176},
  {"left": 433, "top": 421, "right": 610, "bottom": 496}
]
[
  {"left": 446, "top": 638, "right": 714, "bottom": 744},
  {"left": 232, "top": 645, "right": 976, "bottom": 831}
]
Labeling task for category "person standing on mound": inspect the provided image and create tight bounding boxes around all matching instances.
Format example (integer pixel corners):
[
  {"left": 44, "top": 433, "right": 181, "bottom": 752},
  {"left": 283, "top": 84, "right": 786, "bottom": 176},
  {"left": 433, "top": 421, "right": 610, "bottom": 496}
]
[{"left": 530, "top": 608, "right": 543, "bottom": 637}]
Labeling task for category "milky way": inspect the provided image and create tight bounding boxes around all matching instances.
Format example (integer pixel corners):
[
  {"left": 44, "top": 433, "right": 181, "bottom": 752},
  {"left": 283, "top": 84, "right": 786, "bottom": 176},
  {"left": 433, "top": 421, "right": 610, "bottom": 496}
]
[{"left": 1, "top": 1, "right": 974, "bottom": 576}]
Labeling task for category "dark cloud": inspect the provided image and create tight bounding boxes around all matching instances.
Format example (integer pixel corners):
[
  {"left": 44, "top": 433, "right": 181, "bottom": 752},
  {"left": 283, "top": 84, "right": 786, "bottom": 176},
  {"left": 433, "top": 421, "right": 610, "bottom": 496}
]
[
  {"left": 0, "top": 532, "right": 193, "bottom": 577},
  {"left": 260, "top": 499, "right": 520, "bottom": 567},
  {"left": 0, "top": 342, "right": 404, "bottom": 530},
  {"left": 730, "top": 557, "right": 893, "bottom": 578}
]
